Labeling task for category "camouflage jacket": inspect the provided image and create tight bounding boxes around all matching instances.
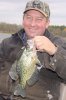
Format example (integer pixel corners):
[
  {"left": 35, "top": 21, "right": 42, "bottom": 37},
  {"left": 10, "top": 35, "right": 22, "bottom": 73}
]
[{"left": 0, "top": 29, "right": 66, "bottom": 100}]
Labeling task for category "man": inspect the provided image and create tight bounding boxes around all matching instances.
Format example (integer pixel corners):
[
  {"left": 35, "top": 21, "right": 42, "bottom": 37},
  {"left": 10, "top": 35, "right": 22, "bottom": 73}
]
[{"left": 0, "top": 0, "right": 66, "bottom": 100}]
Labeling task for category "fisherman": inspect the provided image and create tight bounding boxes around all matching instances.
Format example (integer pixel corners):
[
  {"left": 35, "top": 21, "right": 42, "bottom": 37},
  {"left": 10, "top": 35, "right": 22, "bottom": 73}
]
[{"left": 0, "top": 0, "right": 66, "bottom": 100}]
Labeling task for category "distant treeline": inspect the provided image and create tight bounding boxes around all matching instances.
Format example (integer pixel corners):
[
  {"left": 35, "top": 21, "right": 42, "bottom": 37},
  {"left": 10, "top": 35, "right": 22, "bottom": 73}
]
[
  {"left": 0, "top": 22, "right": 66, "bottom": 37},
  {"left": 0, "top": 22, "right": 21, "bottom": 34},
  {"left": 48, "top": 25, "right": 66, "bottom": 37}
]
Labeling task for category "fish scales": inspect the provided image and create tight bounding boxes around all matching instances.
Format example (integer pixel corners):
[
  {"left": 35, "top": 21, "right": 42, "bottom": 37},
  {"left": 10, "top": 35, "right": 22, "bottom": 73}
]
[{"left": 18, "top": 40, "right": 39, "bottom": 89}]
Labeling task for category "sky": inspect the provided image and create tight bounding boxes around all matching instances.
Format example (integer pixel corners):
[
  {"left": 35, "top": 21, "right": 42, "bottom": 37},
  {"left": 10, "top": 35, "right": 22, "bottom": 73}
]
[{"left": 0, "top": 0, "right": 66, "bottom": 26}]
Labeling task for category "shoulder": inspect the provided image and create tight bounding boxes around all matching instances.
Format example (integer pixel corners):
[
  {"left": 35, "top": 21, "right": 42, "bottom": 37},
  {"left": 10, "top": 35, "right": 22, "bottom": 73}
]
[{"left": 2, "top": 29, "right": 25, "bottom": 46}]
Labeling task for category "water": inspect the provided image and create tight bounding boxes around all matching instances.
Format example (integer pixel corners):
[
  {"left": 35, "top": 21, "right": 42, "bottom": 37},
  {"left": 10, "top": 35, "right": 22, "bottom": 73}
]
[{"left": 0, "top": 33, "right": 11, "bottom": 42}]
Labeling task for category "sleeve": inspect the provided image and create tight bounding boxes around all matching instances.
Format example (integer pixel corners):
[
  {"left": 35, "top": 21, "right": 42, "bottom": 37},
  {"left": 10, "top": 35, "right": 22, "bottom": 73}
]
[
  {"left": 49, "top": 37, "right": 66, "bottom": 80},
  {"left": 0, "top": 36, "right": 18, "bottom": 68}
]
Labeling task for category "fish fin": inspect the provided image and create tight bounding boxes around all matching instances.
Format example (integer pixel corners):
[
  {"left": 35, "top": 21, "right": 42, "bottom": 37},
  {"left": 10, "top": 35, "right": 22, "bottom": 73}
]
[
  {"left": 9, "top": 60, "right": 18, "bottom": 80},
  {"left": 27, "top": 69, "right": 39, "bottom": 86},
  {"left": 14, "top": 84, "right": 26, "bottom": 98}
]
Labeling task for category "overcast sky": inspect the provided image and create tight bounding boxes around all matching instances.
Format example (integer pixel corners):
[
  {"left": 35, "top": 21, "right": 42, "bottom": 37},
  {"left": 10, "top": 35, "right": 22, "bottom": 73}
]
[{"left": 0, "top": 0, "right": 66, "bottom": 25}]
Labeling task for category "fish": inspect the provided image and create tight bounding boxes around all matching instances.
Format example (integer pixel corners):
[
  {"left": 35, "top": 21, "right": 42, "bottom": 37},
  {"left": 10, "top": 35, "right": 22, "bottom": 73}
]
[{"left": 13, "top": 39, "right": 41, "bottom": 98}]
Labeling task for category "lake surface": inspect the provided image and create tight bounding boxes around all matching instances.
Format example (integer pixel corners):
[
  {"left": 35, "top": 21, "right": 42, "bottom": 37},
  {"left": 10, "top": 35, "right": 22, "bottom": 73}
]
[{"left": 0, "top": 33, "right": 11, "bottom": 42}]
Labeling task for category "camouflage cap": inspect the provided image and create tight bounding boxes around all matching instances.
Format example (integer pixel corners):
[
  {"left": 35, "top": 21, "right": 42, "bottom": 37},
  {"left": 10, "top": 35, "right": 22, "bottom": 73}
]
[{"left": 23, "top": 0, "right": 50, "bottom": 18}]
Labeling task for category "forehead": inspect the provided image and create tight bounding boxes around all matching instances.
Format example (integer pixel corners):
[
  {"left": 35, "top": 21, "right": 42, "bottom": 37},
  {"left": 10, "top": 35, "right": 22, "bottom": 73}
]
[{"left": 24, "top": 10, "right": 44, "bottom": 17}]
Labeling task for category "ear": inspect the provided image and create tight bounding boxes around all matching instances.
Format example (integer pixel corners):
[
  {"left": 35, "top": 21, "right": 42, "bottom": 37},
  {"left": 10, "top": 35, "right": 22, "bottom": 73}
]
[
  {"left": 22, "top": 14, "right": 25, "bottom": 28},
  {"left": 46, "top": 19, "right": 50, "bottom": 29}
]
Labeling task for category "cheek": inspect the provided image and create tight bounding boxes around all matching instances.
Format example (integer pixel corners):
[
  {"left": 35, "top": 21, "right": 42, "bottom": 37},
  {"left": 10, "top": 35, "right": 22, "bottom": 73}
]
[
  {"left": 23, "top": 20, "right": 29, "bottom": 28},
  {"left": 37, "top": 23, "right": 46, "bottom": 32},
  {"left": 39, "top": 22, "right": 47, "bottom": 28}
]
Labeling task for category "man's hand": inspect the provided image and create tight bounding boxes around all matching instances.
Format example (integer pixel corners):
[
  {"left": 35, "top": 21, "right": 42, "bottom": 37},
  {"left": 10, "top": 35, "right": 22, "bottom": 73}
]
[{"left": 34, "top": 36, "right": 57, "bottom": 55}]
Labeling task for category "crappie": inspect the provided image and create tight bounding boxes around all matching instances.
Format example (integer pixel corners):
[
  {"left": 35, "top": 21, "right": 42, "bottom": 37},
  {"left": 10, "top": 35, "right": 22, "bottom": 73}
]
[{"left": 14, "top": 39, "right": 40, "bottom": 98}]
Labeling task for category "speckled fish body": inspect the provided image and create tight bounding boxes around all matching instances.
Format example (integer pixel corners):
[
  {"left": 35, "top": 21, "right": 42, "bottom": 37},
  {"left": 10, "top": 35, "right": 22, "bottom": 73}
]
[
  {"left": 13, "top": 39, "right": 40, "bottom": 98},
  {"left": 18, "top": 39, "right": 39, "bottom": 89}
]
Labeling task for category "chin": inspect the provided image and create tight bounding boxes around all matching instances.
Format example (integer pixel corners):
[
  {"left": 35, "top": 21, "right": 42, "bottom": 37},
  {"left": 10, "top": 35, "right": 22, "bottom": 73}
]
[{"left": 27, "top": 34, "right": 35, "bottom": 39}]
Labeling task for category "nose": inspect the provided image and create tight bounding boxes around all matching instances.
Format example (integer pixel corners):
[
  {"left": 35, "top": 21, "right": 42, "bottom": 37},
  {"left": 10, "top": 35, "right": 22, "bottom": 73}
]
[{"left": 31, "top": 19, "right": 36, "bottom": 27}]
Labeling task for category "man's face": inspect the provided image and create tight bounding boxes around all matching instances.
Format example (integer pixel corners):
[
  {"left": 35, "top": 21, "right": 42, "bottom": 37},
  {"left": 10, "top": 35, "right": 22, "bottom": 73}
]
[{"left": 23, "top": 10, "right": 50, "bottom": 38}]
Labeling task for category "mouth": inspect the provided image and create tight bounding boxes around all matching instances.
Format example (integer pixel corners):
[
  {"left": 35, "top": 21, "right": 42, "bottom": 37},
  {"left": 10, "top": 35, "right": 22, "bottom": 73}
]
[{"left": 29, "top": 28, "right": 37, "bottom": 33}]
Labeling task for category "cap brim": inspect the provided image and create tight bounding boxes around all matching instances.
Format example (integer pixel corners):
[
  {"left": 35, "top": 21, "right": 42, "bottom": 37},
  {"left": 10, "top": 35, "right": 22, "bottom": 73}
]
[{"left": 23, "top": 8, "right": 47, "bottom": 17}]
